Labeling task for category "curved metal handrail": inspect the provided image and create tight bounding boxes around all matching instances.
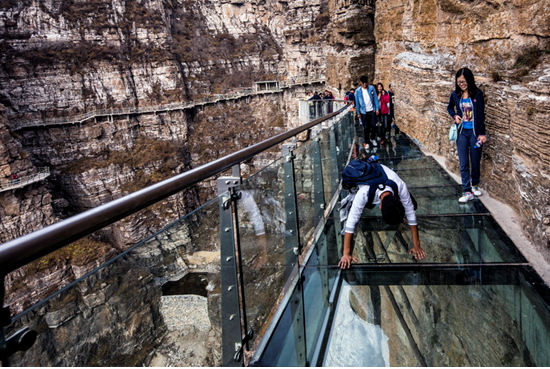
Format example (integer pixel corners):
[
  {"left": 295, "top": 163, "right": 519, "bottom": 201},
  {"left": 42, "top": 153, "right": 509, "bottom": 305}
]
[{"left": 0, "top": 106, "right": 348, "bottom": 274}]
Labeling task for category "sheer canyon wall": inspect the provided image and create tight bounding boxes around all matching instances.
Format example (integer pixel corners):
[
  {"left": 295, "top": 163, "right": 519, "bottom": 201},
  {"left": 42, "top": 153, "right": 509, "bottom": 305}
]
[{"left": 372, "top": 0, "right": 550, "bottom": 259}]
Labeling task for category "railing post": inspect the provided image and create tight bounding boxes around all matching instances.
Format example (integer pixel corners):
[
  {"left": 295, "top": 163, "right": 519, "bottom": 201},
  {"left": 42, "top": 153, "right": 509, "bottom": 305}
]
[
  {"left": 283, "top": 141, "right": 301, "bottom": 279},
  {"left": 218, "top": 176, "right": 246, "bottom": 367},
  {"left": 312, "top": 139, "right": 325, "bottom": 223},
  {"left": 329, "top": 126, "right": 340, "bottom": 192},
  {"left": 289, "top": 276, "right": 307, "bottom": 367}
]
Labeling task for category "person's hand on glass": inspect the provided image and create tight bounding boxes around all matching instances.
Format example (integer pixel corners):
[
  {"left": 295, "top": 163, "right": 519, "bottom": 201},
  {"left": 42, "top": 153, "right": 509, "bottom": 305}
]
[
  {"left": 409, "top": 246, "right": 425, "bottom": 260},
  {"left": 338, "top": 254, "right": 357, "bottom": 269}
]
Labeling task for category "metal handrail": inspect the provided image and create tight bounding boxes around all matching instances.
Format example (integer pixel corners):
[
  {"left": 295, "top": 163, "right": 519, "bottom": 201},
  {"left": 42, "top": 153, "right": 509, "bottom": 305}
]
[{"left": 0, "top": 107, "right": 348, "bottom": 275}]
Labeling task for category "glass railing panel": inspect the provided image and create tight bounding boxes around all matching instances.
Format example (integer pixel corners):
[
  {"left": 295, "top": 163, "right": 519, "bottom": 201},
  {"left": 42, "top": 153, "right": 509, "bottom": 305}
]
[
  {"left": 293, "top": 142, "right": 321, "bottom": 246},
  {"left": 358, "top": 185, "right": 488, "bottom": 217},
  {"left": 318, "top": 127, "right": 337, "bottom": 204},
  {"left": 234, "top": 157, "right": 290, "bottom": 350},
  {"left": 324, "top": 266, "right": 550, "bottom": 367},
  {"left": 302, "top": 249, "right": 339, "bottom": 364},
  {"left": 334, "top": 115, "right": 354, "bottom": 174},
  {"left": 5, "top": 197, "right": 222, "bottom": 367},
  {"left": 349, "top": 216, "right": 526, "bottom": 264},
  {"left": 251, "top": 279, "right": 306, "bottom": 366}
]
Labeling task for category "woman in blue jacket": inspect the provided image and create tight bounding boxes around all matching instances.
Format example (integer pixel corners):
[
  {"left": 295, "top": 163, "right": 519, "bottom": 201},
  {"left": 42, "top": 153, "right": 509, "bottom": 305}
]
[{"left": 447, "top": 68, "right": 487, "bottom": 203}]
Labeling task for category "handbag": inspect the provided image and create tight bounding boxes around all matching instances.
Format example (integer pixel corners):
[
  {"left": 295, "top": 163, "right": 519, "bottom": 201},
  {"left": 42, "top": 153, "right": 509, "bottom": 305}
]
[{"left": 449, "top": 123, "right": 461, "bottom": 141}]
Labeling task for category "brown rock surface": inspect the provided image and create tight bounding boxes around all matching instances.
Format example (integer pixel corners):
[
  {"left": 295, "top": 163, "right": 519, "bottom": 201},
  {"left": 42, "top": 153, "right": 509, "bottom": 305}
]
[{"left": 373, "top": 0, "right": 550, "bottom": 260}]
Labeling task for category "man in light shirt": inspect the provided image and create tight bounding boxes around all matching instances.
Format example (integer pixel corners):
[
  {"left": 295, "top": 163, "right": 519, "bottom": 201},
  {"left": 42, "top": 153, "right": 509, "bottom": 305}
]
[{"left": 354, "top": 76, "right": 379, "bottom": 149}]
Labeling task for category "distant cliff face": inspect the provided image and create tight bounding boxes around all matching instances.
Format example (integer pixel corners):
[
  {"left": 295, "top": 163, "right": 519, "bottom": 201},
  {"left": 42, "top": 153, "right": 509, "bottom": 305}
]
[
  {"left": 0, "top": 111, "right": 57, "bottom": 242},
  {"left": 0, "top": 0, "right": 332, "bottom": 121},
  {"left": 372, "top": 0, "right": 550, "bottom": 258}
]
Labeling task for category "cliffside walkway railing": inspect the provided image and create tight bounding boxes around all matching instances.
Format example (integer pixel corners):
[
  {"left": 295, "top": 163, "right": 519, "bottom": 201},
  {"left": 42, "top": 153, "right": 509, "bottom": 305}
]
[
  {"left": 1, "top": 102, "right": 550, "bottom": 367},
  {"left": 0, "top": 168, "right": 50, "bottom": 193},
  {"left": 11, "top": 76, "right": 325, "bottom": 130}
]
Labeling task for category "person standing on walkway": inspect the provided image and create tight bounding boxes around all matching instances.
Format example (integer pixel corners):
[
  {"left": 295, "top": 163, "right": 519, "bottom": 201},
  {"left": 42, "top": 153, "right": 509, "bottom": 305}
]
[
  {"left": 355, "top": 76, "right": 379, "bottom": 150},
  {"left": 377, "top": 83, "right": 391, "bottom": 144},
  {"left": 447, "top": 67, "right": 487, "bottom": 203}
]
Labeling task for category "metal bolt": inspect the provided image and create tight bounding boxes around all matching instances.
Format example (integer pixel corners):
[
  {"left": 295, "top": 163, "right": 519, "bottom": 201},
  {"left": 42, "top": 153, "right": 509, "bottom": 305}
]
[
  {"left": 225, "top": 180, "right": 230, "bottom": 185},
  {"left": 225, "top": 227, "right": 231, "bottom": 232},
  {"left": 229, "top": 314, "right": 236, "bottom": 320},
  {"left": 228, "top": 286, "right": 234, "bottom": 291},
  {"left": 226, "top": 256, "right": 232, "bottom": 262}
]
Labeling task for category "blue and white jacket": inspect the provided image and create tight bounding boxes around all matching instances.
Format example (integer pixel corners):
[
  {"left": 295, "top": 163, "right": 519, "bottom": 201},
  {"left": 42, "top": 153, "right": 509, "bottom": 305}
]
[
  {"left": 447, "top": 89, "right": 486, "bottom": 136},
  {"left": 354, "top": 85, "right": 380, "bottom": 115}
]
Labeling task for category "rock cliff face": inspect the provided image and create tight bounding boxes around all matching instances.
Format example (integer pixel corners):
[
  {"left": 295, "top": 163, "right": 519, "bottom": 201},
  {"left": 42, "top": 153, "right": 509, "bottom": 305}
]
[
  {"left": 0, "top": 0, "right": 331, "bottom": 121},
  {"left": 0, "top": 110, "right": 57, "bottom": 242},
  {"left": 372, "top": 0, "right": 550, "bottom": 258}
]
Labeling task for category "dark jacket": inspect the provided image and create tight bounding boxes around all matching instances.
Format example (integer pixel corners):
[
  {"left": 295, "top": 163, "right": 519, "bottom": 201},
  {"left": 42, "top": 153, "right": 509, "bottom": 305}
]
[{"left": 447, "top": 89, "right": 486, "bottom": 136}]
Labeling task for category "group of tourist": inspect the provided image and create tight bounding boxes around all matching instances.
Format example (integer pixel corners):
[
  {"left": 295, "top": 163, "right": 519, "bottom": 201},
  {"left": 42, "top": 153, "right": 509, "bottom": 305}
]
[
  {"left": 307, "top": 89, "right": 336, "bottom": 117},
  {"left": 347, "top": 76, "right": 400, "bottom": 150},
  {"left": 339, "top": 68, "right": 487, "bottom": 268}
]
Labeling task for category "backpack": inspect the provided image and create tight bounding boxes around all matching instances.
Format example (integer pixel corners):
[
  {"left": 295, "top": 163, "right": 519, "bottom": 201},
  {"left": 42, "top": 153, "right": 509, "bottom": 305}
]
[{"left": 341, "top": 158, "right": 417, "bottom": 210}]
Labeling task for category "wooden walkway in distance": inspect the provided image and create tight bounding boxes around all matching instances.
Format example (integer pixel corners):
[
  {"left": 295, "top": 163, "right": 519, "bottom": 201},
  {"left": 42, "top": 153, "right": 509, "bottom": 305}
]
[
  {"left": 0, "top": 168, "right": 50, "bottom": 193},
  {"left": 11, "top": 77, "right": 326, "bottom": 130}
]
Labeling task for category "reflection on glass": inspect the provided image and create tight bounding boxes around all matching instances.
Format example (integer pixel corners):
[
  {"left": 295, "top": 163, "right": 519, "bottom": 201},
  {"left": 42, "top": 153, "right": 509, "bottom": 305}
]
[{"left": 5, "top": 197, "right": 222, "bottom": 366}]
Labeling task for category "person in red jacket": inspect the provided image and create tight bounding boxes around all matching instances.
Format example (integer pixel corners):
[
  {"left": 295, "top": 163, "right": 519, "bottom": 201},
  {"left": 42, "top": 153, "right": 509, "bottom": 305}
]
[{"left": 377, "top": 83, "right": 391, "bottom": 144}]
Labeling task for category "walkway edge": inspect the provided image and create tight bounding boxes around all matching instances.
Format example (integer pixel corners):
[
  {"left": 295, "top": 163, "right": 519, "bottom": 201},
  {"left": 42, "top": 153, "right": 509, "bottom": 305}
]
[{"left": 428, "top": 153, "right": 550, "bottom": 286}]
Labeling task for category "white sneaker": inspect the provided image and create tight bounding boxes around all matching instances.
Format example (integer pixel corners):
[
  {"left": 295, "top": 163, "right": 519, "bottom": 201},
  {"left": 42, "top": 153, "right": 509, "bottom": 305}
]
[
  {"left": 363, "top": 142, "right": 370, "bottom": 150},
  {"left": 472, "top": 186, "right": 482, "bottom": 196},
  {"left": 458, "top": 192, "right": 474, "bottom": 203},
  {"left": 371, "top": 139, "right": 378, "bottom": 147}
]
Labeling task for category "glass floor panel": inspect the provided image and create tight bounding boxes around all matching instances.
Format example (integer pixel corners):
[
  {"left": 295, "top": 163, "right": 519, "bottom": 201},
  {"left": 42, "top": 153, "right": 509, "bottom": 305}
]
[
  {"left": 347, "top": 216, "right": 527, "bottom": 264},
  {"left": 323, "top": 265, "right": 550, "bottom": 367},
  {"left": 381, "top": 155, "right": 441, "bottom": 172},
  {"left": 358, "top": 185, "right": 489, "bottom": 217},
  {"left": 388, "top": 166, "right": 457, "bottom": 187}
]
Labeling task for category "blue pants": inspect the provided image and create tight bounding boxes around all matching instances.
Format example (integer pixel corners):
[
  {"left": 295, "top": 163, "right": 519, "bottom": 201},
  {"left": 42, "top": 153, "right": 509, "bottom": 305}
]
[
  {"left": 359, "top": 111, "right": 377, "bottom": 142},
  {"left": 457, "top": 128, "right": 482, "bottom": 192}
]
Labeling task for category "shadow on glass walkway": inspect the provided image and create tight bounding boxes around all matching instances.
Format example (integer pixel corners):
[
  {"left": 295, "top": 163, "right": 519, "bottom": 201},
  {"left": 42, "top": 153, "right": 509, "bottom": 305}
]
[{"left": 0, "top": 104, "right": 549, "bottom": 366}]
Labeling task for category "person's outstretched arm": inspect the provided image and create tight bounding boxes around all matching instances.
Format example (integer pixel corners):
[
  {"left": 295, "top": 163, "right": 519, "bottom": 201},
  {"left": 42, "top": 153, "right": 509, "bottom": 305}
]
[
  {"left": 339, "top": 232, "right": 358, "bottom": 269},
  {"left": 408, "top": 225, "right": 425, "bottom": 259}
]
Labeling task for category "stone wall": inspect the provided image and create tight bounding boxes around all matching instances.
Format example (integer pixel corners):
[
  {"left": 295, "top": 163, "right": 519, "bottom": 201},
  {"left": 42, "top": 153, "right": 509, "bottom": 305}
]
[{"left": 373, "top": 0, "right": 550, "bottom": 259}]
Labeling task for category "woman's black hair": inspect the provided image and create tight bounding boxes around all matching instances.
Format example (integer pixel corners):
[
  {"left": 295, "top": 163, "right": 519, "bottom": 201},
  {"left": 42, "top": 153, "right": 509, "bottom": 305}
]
[
  {"left": 455, "top": 67, "right": 478, "bottom": 98},
  {"left": 381, "top": 194, "right": 405, "bottom": 225}
]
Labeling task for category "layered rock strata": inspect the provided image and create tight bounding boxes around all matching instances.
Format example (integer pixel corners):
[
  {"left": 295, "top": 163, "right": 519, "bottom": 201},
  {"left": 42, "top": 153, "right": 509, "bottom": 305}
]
[{"left": 373, "top": 0, "right": 550, "bottom": 258}]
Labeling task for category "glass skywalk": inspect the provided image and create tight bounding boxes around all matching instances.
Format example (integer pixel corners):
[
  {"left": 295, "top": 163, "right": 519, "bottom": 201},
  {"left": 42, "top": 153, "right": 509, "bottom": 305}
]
[
  {"left": 252, "top": 133, "right": 550, "bottom": 367},
  {"left": 2, "top": 108, "right": 549, "bottom": 367}
]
